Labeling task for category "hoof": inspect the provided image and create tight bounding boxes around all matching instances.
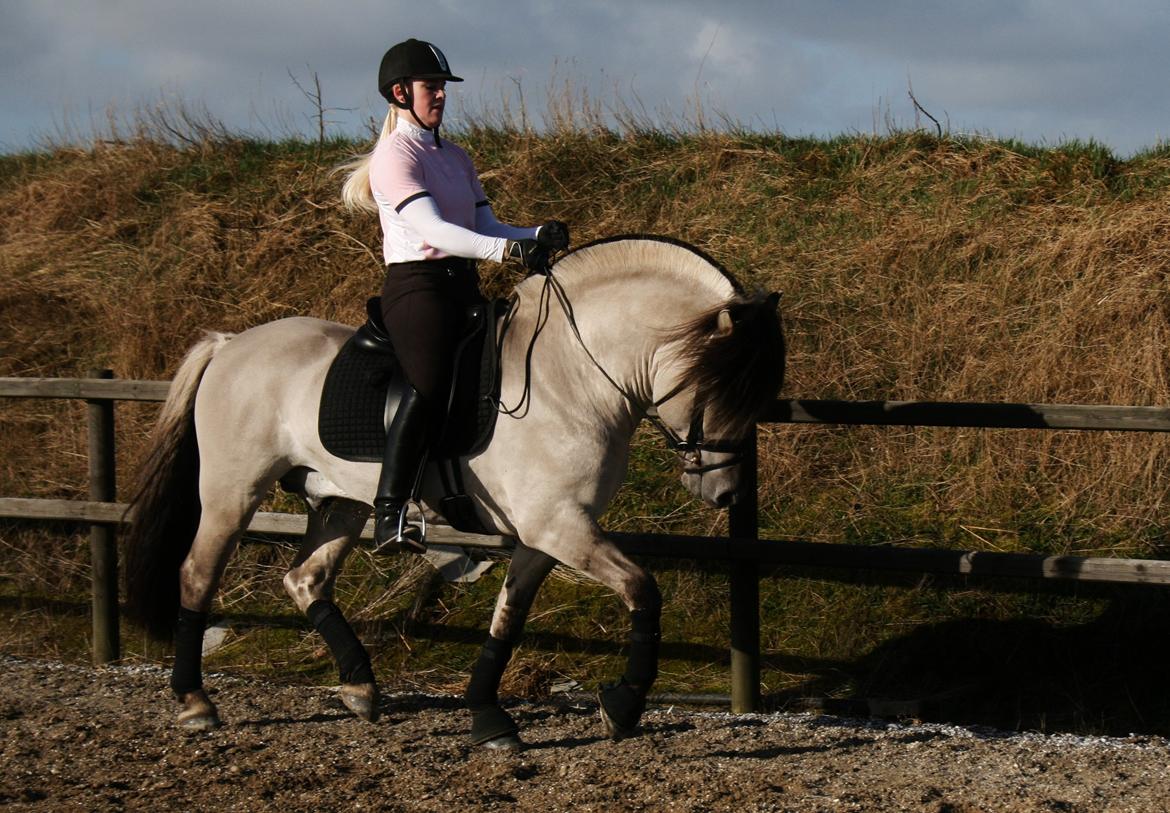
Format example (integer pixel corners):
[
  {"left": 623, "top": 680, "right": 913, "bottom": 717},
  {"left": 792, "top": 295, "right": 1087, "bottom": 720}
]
[
  {"left": 339, "top": 682, "right": 380, "bottom": 722},
  {"left": 480, "top": 734, "right": 524, "bottom": 751},
  {"left": 470, "top": 705, "right": 520, "bottom": 747},
  {"left": 598, "top": 681, "right": 643, "bottom": 740},
  {"left": 598, "top": 701, "right": 638, "bottom": 740},
  {"left": 177, "top": 689, "right": 221, "bottom": 731}
]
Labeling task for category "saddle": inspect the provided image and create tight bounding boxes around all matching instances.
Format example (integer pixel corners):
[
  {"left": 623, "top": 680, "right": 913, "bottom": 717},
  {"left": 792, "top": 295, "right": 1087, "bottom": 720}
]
[{"left": 317, "top": 296, "right": 508, "bottom": 532}]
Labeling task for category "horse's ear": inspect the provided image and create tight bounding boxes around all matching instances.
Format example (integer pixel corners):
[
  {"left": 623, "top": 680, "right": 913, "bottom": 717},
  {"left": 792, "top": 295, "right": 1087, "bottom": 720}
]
[
  {"left": 766, "top": 291, "right": 782, "bottom": 309},
  {"left": 714, "top": 308, "right": 734, "bottom": 338}
]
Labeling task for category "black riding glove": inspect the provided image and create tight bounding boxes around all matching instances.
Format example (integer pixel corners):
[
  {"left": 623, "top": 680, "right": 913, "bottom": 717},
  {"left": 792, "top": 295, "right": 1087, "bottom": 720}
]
[
  {"left": 536, "top": 220, "right": 570, "bottom": 251},
  {"left": 505, "top": 238, "right": 551, "bottom": 275}
]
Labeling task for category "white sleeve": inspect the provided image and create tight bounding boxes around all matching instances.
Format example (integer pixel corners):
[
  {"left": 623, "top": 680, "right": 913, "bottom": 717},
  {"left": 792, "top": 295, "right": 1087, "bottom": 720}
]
[
  {"left": 475, "top": 204, "right": 540, "bottom": 242},
  {"left": 398, "top": 195, "right": 509, "bottom": 261}
]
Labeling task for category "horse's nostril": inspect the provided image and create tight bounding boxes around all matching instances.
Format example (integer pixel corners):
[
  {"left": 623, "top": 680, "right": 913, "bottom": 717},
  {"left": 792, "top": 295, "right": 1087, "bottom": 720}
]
[{"left": 716, "top": 490, "right": 738, "bottom": 508}]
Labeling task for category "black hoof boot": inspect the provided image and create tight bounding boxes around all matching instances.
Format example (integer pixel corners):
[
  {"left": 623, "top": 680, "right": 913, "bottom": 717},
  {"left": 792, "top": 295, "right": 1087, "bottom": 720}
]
[
  {"left": 470, "top": 705, "right": 522, "bottom": 750},
  {"left": 598, "top": 679, "right": 645, "bottom": 740}
]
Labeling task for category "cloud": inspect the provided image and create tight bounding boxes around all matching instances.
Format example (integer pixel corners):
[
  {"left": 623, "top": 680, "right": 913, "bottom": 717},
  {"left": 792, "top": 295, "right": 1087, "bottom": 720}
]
[{"left": 1, "top": 0, "right": 1167, "bottom": 154}]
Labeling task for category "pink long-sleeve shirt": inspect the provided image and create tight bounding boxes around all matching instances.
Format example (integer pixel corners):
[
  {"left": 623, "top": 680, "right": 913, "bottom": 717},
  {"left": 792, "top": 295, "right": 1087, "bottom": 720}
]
[{"left": 369, "top": 118, "right": 534, "bottom": 264}]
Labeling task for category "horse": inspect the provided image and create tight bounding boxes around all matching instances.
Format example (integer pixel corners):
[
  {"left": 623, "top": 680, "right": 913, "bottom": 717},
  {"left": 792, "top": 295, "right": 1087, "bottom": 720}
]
[{"left": 123, "top": 235, "right": 785, "bottom": 748}]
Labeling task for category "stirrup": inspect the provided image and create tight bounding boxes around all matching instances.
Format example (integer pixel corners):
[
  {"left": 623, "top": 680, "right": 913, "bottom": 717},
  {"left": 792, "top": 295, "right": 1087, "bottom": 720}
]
[{"left": 374, "top": 500, "right": 427, "bottom": 555}]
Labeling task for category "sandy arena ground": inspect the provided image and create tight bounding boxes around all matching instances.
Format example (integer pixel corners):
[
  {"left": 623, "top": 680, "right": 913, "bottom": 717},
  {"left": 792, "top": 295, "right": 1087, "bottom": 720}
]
[{"left": 2, "top": 654, "right": 1168, "bottom": 812}]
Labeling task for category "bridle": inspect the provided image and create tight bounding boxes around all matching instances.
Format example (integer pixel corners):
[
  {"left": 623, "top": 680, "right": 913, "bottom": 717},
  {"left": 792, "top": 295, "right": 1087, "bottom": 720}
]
[
  {"left": 497, "top": 269, "right": 746, "bottom": 476},
  {"left": 642, "top": 381, "right": 746, "bottom": 476}
]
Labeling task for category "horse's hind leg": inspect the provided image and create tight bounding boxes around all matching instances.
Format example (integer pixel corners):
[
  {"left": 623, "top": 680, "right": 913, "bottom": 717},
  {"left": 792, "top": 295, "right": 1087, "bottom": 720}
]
[
  {"left": 171, "top": 502, "right": 258, "bottom": 730},
  {"left": 282, "top": 498, "right": 378, "bottom": 721},
  {"left": 466, "top": 541, "right": 558, "bottom": 749}
]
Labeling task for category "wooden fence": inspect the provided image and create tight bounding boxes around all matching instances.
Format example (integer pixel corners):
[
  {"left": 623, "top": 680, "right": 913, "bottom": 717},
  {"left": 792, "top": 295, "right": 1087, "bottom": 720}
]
[{"left": 3, "top": 373, "right": 1170, "bottom": 713}]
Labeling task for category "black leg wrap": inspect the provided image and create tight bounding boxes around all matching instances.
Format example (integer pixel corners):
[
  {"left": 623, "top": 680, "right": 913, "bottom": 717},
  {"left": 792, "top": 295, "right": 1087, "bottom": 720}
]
[
  {"left": 623, "top": 607, "right": 661, "bottom": 691},
  {"left": 308, "top": 599, "right": 375, "bottom": 686},
  {"left": 465, "top": 635, "right": 514, "bottom": 710},
  {"left": 171, "top": 607, "right": 208, "bottom": 697},
  {"left": 599, "top": 607, "right": 661, "bottom": 736}
]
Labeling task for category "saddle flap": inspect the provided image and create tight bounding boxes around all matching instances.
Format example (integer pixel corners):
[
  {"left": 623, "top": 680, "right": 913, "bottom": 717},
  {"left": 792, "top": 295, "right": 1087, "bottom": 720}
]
[
  {"left": 317, "top": 298, "right": 505, "bottom": 464},
  {"left": 434, "top": 300, "right": 501, "bottom": 457}
]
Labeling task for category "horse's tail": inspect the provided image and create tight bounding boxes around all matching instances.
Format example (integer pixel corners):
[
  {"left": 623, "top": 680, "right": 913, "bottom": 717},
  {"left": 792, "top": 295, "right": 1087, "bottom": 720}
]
[{"left": 123, "top": 332, "right": 232, "bottom": 640}]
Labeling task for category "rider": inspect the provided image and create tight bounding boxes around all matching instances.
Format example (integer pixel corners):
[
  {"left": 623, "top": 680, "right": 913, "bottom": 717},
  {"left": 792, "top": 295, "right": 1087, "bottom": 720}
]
[{"left": 339, "top": 38, "right": 570, "bottom": 552}]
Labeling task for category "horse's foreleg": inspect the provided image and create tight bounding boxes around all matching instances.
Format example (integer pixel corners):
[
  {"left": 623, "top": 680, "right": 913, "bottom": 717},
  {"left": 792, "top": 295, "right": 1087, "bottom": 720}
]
[
  {"left": 283, "top": 498, "right": 378, "bottom": 721},
  {"left": 599, "top": 590, "right": 662, "bottom": 739},
  {"left": 533, "top": 518, "right": 662, "bottom": 739},
  {"left": 466, "top": 541, "right": 557, "bottom": 749}
]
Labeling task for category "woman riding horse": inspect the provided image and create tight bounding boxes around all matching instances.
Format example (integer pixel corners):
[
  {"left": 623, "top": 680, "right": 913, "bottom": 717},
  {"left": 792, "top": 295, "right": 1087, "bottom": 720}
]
[
  {"left": 123, "top": 39, "right": 785, "bottom": 747},
  {"left": 338, "top": 38, "right": 570, "bottom": 552}
]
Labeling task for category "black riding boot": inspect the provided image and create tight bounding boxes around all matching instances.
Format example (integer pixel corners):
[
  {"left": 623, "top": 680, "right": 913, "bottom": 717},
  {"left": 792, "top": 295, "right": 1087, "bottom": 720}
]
[{"left": 373, "top": 385, "right": 430, "bottom": 553}]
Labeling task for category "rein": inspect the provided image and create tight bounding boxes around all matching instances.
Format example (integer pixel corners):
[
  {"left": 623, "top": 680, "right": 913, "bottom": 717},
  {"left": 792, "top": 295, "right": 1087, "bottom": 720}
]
[{"left": 496, "top": 270, "right": 745, "bottom": 475}]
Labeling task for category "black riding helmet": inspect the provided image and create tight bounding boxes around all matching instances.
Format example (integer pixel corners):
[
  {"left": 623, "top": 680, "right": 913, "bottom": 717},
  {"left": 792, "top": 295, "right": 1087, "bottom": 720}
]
[
  {"left": 378, "top": 39, "right": 463, "bottom": 103},
  {"left": 378, "top": 39, "right": 462, "bottom": 144}
]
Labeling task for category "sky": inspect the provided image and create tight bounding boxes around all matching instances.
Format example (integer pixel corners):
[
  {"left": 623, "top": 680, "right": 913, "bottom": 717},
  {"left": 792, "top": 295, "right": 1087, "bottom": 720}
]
[{"left": 2, "top": 0, "right": 1168, "bottom": 156}]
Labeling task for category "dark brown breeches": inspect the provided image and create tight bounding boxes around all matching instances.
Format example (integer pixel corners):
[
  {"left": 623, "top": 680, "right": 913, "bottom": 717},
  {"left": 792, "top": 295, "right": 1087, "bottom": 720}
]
[{"left": 380, "top": 258, "right": 485, "bottom": 419}]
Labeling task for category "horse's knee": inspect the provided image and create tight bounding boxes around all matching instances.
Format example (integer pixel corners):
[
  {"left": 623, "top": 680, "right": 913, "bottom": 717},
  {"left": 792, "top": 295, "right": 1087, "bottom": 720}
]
[{"left": 285, "top": 510, "right": 360, "bottom": 611}]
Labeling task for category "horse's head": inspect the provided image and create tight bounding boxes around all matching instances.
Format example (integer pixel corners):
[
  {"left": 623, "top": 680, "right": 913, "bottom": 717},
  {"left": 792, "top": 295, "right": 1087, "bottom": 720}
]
[{"left": 651, "top": 290, "right": 785, "bottom": 508}]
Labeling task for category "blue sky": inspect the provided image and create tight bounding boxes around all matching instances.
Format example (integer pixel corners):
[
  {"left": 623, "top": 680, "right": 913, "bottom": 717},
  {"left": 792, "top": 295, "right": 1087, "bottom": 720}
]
[{"left": 2, "top": 0, "right": 1167, "bottom": 156}]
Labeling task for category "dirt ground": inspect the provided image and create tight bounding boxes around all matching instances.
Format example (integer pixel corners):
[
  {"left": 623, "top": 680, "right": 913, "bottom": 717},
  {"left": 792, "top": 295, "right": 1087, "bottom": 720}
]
[{"left": 2, "top": 654, "right": 1168, "bottom": 813}]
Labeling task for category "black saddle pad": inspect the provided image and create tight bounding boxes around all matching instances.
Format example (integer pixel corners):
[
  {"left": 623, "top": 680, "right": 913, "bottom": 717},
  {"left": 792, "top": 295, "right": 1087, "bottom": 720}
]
[{"left": 318, "top": 299, "right": 506, "bottom": 463}]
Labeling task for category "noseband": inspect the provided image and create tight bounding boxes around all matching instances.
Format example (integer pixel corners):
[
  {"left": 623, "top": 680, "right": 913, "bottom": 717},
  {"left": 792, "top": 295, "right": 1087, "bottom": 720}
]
[{"left": 643, "top": 380, "right": 745, "bottom": 475}]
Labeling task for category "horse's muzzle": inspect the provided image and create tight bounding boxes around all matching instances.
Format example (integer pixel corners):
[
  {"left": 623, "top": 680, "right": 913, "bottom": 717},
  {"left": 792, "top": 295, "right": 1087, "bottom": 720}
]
[{"left": 713, "top": 489, "right": 738, "bottom": 509}]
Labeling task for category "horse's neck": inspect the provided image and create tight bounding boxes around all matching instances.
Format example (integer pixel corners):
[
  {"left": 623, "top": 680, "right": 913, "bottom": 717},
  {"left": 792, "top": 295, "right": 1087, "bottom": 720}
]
[{"left": 515, "top": 270, "right": 713, "bottom": 419}]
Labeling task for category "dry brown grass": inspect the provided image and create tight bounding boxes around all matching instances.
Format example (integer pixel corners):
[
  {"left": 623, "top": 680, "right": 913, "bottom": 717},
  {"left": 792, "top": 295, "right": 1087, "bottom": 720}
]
[
  {"left": 2, "top": 123, "right": 1170, "bottom": 698},
  {"left": 3, "top": 128, "right": 1169, "bottom": 545}
]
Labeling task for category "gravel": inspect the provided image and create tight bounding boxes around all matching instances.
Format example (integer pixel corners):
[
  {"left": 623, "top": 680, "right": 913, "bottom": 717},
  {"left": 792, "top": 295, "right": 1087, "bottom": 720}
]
[{"left": 2, "top": 654, "right": 1168, "bottom": 812}]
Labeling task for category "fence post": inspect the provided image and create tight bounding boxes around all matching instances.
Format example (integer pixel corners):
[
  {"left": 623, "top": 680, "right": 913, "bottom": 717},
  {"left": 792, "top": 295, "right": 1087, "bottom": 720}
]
[
  {"left": 88, "top": 369, "right": 120, "bottom": 664},
  {"left": 728, "top": 425, "right": 761, "bottom": 712}
]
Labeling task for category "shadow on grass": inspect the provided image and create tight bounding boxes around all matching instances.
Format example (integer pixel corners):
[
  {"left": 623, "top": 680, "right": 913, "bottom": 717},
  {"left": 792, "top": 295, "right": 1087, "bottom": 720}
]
[{"left": 766, "top": 592, "right": 1170, "bottom": 736}]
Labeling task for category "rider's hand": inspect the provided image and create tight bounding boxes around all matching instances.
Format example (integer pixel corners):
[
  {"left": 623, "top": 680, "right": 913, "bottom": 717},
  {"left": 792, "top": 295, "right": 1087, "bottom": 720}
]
[
  {"left": 505, "top": 238, "right": 551, "bottom": 275},
  {"left": 536, "top": 220, "right": 570, "bottom": 251}
]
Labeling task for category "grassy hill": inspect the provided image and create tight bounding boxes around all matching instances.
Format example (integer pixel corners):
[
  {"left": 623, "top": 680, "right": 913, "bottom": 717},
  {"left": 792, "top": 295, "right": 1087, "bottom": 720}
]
[{"left": 3, "top": 119, "right": 1170, "bottom": 733}]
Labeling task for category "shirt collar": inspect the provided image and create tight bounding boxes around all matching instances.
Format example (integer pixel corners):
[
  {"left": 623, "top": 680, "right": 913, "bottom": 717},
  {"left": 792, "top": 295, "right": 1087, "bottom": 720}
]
[{"left": 395, "top": 116, "right": 433, "bottom": 140}]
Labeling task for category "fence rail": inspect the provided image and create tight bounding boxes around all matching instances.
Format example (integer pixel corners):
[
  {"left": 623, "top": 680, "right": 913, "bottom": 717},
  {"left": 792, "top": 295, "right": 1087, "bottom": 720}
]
[
  {"left": 770, "top": 399, "right": 1170, "bottom": 432},
  {"left": 3, "top": 374, "right": 1169, "bottom": 713}
]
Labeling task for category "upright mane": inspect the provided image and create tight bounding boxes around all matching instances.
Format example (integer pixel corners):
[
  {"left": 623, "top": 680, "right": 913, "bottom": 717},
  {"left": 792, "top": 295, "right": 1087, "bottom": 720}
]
[
  {"left": 549, "top": 235, "right": 785, "bottom": 438},
  {"left": 552, "top": 234, "right": 741, "bottom": 301}
]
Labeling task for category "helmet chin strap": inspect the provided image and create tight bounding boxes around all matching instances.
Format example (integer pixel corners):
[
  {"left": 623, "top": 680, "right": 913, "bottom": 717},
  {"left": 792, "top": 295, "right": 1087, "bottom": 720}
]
[{"left": 396, "top": 83, "right": 443, "bottom": 147}]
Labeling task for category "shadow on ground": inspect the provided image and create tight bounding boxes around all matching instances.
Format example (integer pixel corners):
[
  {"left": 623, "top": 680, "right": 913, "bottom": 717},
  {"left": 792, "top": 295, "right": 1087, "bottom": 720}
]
[{"left": 766, "top": 592, "right": 1170, "bottom": 736}]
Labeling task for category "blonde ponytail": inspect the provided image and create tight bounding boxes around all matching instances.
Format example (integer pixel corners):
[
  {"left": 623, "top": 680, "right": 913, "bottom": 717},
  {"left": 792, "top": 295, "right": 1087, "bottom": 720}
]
[{"left": 337, "top": 108, "right": 397, "bottom": 213}]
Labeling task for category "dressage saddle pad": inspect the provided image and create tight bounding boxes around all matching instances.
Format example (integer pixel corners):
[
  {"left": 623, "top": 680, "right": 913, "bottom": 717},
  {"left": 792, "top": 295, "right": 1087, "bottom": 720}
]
[{"left": 317, "top": 297, "right": 506, "bottom": 463}]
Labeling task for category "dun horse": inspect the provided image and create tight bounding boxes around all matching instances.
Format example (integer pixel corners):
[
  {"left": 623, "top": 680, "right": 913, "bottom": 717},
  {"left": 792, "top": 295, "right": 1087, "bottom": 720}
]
[{"left": 124, "top": 236, "right": 784, "bottom": 748}]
